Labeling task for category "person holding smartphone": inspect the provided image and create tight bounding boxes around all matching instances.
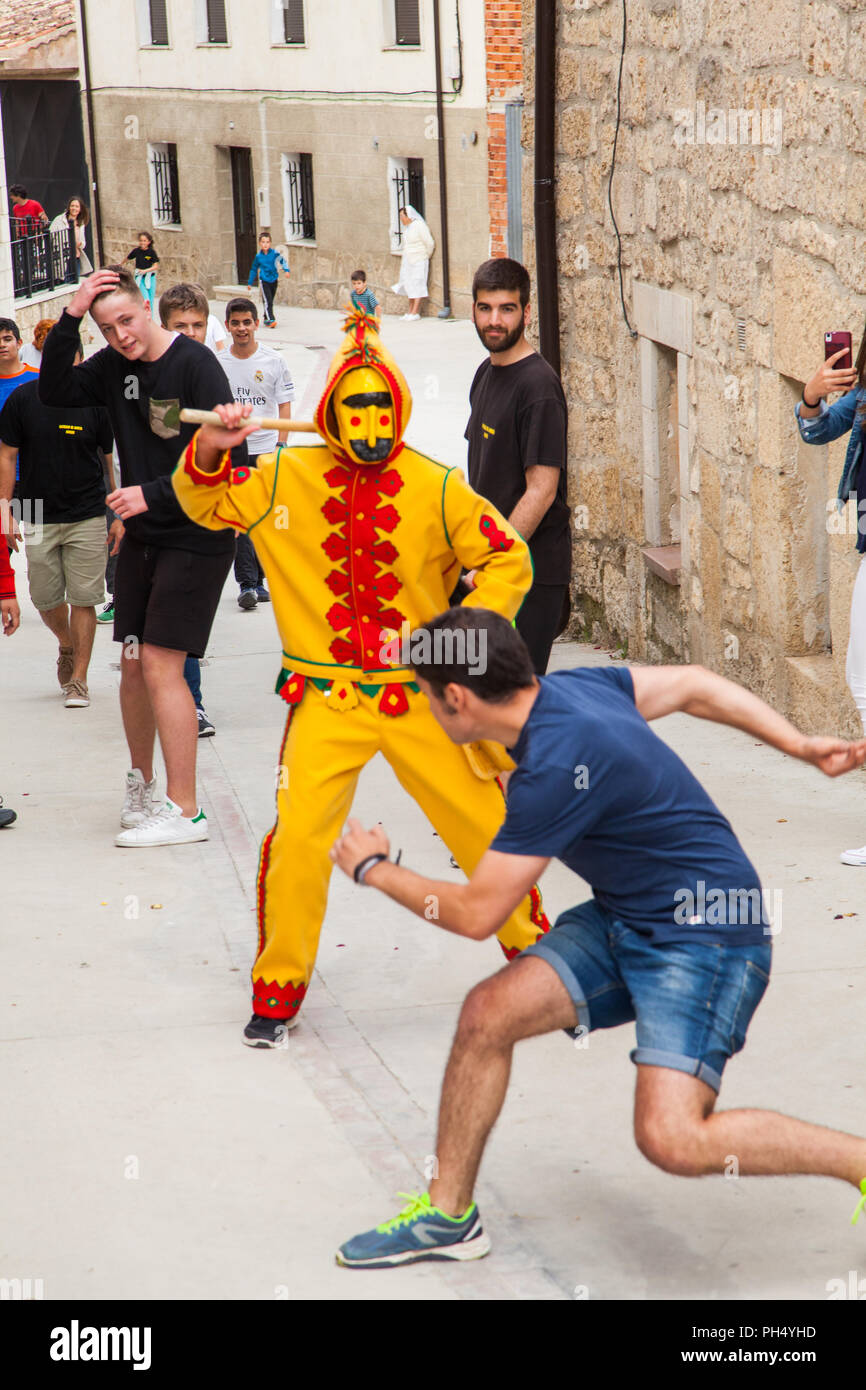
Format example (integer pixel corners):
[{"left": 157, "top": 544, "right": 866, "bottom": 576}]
[{"left": 797, "top": 329, "right": 865, "bottom": 863}]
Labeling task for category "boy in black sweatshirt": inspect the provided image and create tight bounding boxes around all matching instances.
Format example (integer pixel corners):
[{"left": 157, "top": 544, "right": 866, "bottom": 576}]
[{"left": 39, "top": 266, "right": 242, "bottom": 848}]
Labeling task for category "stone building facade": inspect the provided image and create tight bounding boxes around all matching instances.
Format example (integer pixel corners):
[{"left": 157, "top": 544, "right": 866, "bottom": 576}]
[
  {"left": 524, "top": 0, "right": 866, "bottom": 735},
  {"left": 83, "top": 0, "right": 510, "bottom": 320}
]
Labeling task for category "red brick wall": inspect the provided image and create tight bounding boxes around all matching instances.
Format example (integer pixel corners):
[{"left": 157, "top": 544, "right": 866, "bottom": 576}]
[{"left": 485, "top": 0, "right": 522, "bottom": 257}]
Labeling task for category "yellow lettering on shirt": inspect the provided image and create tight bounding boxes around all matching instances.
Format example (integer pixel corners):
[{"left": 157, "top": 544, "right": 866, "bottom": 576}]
[{"left": 482, "top": 422, "right": 495, "bottom": 439}]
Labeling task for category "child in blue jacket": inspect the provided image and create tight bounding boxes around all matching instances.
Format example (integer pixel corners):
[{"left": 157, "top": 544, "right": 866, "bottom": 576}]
[{"left": 248, "top": 233, "right": 290, "bottom": 327}]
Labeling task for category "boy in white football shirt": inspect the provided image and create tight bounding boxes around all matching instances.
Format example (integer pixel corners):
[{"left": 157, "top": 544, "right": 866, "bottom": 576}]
[{"left": 219, "top": 297, "right": 295, "bottom": 609}]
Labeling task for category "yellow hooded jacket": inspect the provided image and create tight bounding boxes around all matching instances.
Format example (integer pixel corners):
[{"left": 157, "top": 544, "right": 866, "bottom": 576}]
[{"left": 172, "top": 310, "right": 533, "bottom": 686}]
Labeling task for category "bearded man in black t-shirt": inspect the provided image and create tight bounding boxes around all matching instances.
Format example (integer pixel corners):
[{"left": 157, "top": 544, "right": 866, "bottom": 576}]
[
  {"left": 465, "top": 258, "right": 571, "bottom": 673},
  {"left": 39, "top": 266, "right": 240, "bottom": 849}
]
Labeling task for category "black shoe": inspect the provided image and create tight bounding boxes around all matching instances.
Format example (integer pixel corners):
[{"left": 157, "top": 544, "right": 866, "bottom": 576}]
[
  {"left": 242, "top": 1013, "right": 299, "bottom": 1048},
  {"left": 256, "top": 585, "right": 271, "bottom": 602},
  {"left": 0, "top": 797, "right": 16, "bottom": 829},
  {"left": 238, "top": 588, "right": 258, "bottom": 611},
  {"left": 196, "top": 707, "right": 216, "bottom": 738}
]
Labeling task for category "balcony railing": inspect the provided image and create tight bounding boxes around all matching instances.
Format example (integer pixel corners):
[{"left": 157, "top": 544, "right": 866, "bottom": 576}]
[{"left": 12, "top": 219, "right": 79, "bottom": 300}]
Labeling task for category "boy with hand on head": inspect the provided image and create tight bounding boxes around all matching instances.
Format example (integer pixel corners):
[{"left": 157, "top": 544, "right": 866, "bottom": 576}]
[
  {"left": 350, "top": 271, "right": 378, "bottom": 321},
  {"left": 219, "top": 296, "right": 294, "bottom": 609},
  {"left": 38, "top": 265, "right": 242, "bottom": 846},
  {"left": 247, "top": 233, "right": 289, "bottom": 328}
]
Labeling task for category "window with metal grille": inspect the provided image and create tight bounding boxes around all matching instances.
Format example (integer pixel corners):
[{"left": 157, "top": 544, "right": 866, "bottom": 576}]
[
  {"left": 281, "top": 0, "right": 305, "bottom": 43},
  {"left": 206, "top": 0, "right": 228, "bottom": 43},
  {"left": 281, "top": 153, "right": 315, "bottom": 240},
  {"left": 149, "top": 143, "right": 181, "bottom": 225},
  {"left": 149, "top": 0, "right": 169, "bottom": 44},
  {"left": 390, "top": 157, "right": 424, "bottom": 248},
  {"left": 394, "top": 0, "right": 421, "bottom": 46}
]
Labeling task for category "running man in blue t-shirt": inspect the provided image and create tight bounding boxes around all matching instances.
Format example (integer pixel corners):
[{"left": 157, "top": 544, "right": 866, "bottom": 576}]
[{"left": 330, "top": 607, "right": 866, "bottom": 1269}]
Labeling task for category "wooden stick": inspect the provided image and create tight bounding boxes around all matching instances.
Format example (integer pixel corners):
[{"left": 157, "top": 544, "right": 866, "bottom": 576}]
[{"left": 179, "top": 408, "right": 321, "bottom": 434}]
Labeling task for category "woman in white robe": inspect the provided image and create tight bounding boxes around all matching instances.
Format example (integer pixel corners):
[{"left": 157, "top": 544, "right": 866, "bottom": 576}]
[{"left": 391, "top": 205, "right": 434, "bottom": 320}]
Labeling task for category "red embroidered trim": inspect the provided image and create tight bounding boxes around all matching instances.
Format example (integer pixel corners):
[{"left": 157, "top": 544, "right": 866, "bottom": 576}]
[
  {"left": 320, "top": 462, "right": 407, "bottom": 668},
  {"left": 183, "top": 437, "right": 231, "bottom": 487},
  {"left": 378, "top": 683, "right": 410, "bottom": 717},
  {"left": 479, "top": 513, "right": 514, "bottom": 552},
  {"left": 529, "top": 884, "right": 551, "bottom": 936},
  {"left": 279, "top": 672, "right": 306, "bottom": 706},
  {"left": 498, "top": 884, "right": 550, "bottom": 961},
  {"left": 252, "top": 977, "right": 307, "bottom": 1019},
  {"left": 255, "top": 707, "right": 295, "bottom": 961}
]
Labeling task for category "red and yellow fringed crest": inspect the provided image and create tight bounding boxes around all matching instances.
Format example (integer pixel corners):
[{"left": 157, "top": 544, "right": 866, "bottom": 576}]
[{"left": 340, "top": 304, "right": 384, "bottom": 365}]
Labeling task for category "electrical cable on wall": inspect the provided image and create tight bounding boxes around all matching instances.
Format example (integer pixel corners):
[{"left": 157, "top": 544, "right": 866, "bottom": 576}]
[{"left": 608, "top": 0, "right": 637, "bottom": 339}]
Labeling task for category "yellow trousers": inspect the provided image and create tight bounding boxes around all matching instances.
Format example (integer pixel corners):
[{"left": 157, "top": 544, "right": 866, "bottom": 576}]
[{"left": 252, "top": 683, "right": 548, "bottom": 1017}]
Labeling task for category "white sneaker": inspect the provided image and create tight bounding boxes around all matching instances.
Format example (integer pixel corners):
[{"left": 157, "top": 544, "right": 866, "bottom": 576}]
[
  {"left": 391, "top": 283, "right": 401, "bottom": 294},
  {"left": 115, "top": 798, "right": 208, "bottom": 848},
  {"left": 406, "top": 313, "right": 421, "bottom": 321},
  {"left": 120, "top": 768, "right": 158, "bottom": 828},
  {"left": 840, "top": 844, "right": 866, "bottom": 865}
]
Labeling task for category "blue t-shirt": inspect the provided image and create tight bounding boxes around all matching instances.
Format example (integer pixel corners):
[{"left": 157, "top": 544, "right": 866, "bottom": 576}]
[
  {"left": 0, "top": 366, "right": 40, "bottom": 480},
  {"left": 492, "top": 667, "right": 768, "bottom": 945},
  {"left": 248, "top": 248, "right": 289, "bottom": 285},
  {"left": 351, "top": 288, "right": 378, "bottom": 314}
]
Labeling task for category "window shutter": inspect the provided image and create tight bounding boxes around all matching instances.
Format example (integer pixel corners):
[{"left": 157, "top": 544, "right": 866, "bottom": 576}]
[
  {"left": 394, "top": 0, "right": 421, "bottom": 46},
  {"left": 149, "top": 0, "right": 169, "bottom": 45},
  {"left": 207, "top": 0, "right": 228, "bottom": 43},
  {"left": 283, "top": 0, "right": 305, "bottom": 44}
]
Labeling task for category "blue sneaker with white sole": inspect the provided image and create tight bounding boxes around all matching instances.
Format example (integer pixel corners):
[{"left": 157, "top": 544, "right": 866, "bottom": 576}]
[{"left": 336, "top": 1191, "right": 490, "bottom": 1269}]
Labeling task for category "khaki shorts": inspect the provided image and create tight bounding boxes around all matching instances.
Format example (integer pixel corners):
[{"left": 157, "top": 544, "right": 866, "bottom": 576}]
[{"left": 24, "top": 516, "right": 106, "bottom": 610}]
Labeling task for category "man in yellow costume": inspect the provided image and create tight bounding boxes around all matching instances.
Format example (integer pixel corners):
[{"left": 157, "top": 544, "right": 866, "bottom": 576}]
[{"left": 172, "top": 308, "right": 549, "bottom": 1045}]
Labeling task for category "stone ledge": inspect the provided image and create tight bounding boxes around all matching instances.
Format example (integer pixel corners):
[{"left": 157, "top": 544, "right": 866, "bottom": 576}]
[
  {"left": 641, "top": 543, "right": 681, "bottom": 585},
  {"left": 785, "top": 653, "right": 859, "bottom": 739}
]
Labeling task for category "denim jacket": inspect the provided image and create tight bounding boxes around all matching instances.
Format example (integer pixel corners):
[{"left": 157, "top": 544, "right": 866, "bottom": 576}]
[{"left": 795, "top": 386, "right": 866, "bottom": 553}]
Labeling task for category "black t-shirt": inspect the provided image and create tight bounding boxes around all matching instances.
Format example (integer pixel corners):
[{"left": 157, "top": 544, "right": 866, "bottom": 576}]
[
  {"left": 126, "top": 247, "right": 160, "bottom": 270},
  {"left": 39, "top": 310, "right": 242, "bottom": 553},
  {"left": 1, "top": 381, "right": 112, "bottom": 523},
  {"left": 465, "top": 352, "right": 571, "bottom": 584}
]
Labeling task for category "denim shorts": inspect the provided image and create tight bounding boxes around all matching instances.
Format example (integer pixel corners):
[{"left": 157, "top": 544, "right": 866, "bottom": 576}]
[{"left": 521, "top": 899, "right": 772, "bottom": 1093}]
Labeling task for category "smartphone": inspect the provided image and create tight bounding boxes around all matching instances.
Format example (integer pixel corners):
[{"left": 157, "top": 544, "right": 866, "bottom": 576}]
[{"left": 824, "top": 330, "right": 853, "bottom": 370}]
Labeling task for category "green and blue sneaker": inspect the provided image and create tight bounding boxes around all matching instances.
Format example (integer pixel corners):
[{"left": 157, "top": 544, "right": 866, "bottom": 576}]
[
  {"left": 336, "top": 1191, "right": 490, "bottom": 1269},
  {"left": 851, "top": 1178, "right": 866, "bottom": 1226}
]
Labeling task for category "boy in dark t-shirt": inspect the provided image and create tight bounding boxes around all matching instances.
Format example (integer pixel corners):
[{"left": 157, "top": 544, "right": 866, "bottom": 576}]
[
  {"left": 330, "top": 608, "right": 866, "bottom": 1268},
  {"left": 39, "top": 265, "right": 239, "bottom": 848},
  {"left": 465, "top": 258, "right": 571, "bottom": 674}
]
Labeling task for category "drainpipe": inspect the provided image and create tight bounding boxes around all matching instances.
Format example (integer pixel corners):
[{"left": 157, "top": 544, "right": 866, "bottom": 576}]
[
  {"left": 78, "top": 0, "right": 105, "bottom": 264},
  {"left": 534, "top": 0, "right": 560, "bottom": 374},
  {"left": 432, "top": 0, "right": 452, "bottom": 318}
]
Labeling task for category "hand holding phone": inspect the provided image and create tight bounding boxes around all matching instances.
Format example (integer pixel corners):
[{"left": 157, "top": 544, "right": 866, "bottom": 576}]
[
  {"left": 802, "top": 332, "right": 859, "bottom": 408},
  {"left": 824, "top": 330, "right": 853, "bottom": 371}
]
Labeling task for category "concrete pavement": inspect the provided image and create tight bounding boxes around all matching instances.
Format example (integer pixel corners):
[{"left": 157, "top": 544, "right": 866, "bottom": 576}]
[{"left": 1, "top": 305, "right": 865, "bottom": 1301}]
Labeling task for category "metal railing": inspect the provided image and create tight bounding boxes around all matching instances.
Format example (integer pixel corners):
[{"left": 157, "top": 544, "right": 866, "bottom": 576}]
[
  {"left": 12, "top": 220, "right": 78, "bottom": 300},
  {"left": 284, "top": 156, "right": 315, "bottom": 240},
  {"left": 392, "top": 163, "right": 424, "bottom": 247},
  {"left": 151, "top": 145, "right": 181, "bottom": 225}
]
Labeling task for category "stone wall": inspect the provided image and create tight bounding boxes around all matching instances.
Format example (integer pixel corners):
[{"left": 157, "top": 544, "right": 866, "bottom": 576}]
[
  {"left": 524, "top": 0, "right": 866, "bottom": 735},
  {"left": 91, "top": 93, "right": 490, "bottom": 321}
]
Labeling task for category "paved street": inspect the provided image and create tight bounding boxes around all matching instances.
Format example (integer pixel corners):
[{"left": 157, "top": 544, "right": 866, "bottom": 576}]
[{"left": 1, "top": 306, "right": 865, "bottom": 1301}]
